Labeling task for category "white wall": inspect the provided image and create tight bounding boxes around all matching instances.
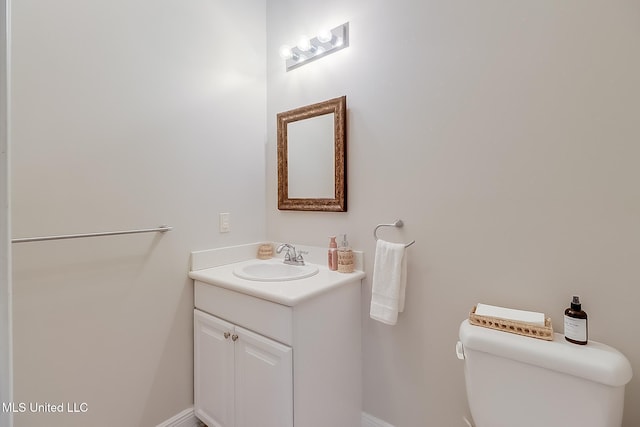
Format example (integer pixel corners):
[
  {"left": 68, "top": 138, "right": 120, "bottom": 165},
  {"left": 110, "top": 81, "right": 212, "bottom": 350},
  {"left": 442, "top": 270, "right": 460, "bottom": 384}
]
[
  {"left": 1, "top": 1, "right": 12, "bottom": 426},
  {"left": 266, "top": 1, "right": 640, "bottom": 426},
  {"left": 10, "top": 0, "right": 266, "bottom": 426}
]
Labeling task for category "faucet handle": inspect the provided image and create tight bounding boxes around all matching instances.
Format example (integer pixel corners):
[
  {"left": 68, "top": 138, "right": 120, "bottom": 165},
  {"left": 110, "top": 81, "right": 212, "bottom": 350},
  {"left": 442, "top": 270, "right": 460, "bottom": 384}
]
[{"left": 295, "top": 251, "right": 307, "bottom": 264}]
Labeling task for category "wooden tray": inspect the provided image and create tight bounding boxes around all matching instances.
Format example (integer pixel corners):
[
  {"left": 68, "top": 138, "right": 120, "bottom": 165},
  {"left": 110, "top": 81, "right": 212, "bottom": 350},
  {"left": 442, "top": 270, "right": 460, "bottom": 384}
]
[{"left": 469, "top": 306, "right": 554, "bottom": 341}]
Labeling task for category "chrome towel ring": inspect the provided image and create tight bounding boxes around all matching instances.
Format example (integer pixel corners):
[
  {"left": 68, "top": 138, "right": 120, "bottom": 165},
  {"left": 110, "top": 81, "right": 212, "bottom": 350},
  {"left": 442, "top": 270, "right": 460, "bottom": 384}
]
[{"left": 373, "top": 219, "right": 415, "bottom": 248}]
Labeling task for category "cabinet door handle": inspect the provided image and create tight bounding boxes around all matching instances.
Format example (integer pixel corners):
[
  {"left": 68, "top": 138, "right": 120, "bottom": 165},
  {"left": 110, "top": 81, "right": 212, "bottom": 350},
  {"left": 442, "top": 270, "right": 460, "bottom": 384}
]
[
  {"left": 231, "top": 334, "right": 239, "bottom": 342},
  {"left": 223, "top": 332, "right": 231, "bottom": 339}
]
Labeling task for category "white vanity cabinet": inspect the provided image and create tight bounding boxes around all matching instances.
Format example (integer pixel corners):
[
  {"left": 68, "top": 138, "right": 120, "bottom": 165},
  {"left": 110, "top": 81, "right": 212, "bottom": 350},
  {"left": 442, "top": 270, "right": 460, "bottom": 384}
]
[
  {"left": 194, "top": 309, "right": 293, "bottom": 427},
  {"left": 192, "top": 266, "right": 363, "bottom": 427}
]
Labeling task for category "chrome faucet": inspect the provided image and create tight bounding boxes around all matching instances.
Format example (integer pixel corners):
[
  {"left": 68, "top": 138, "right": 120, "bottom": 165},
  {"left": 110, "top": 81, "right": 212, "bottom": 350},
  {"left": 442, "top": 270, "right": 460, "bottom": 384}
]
[{"left": 276, "top": 243, "right": 306, "bottom": 266}]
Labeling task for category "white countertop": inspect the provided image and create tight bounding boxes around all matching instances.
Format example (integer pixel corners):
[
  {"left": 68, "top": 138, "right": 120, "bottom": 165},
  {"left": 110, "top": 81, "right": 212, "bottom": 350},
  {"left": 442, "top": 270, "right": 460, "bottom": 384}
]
[{"left": 189, "top": 258, "right": 365, "bottom": 307}]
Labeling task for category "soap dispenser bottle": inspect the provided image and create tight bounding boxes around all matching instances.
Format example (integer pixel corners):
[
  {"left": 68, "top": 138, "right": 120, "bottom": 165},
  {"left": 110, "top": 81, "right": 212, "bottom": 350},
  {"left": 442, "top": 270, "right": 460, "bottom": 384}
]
[
  {"left": 337, "top": 234, "right": 355, "bottom": 273},
  {"left": 564, "top": 295, "right": 588, "bottom": 345},
  {"left": 328, "top": 236, "right": 338, "bottom": 271}
]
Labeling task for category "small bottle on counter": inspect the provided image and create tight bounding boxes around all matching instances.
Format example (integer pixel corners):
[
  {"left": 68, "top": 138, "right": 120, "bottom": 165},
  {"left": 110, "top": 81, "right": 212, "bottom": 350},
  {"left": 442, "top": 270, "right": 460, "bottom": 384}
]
[
  {"left": 564, "top": 295, "right": 588, "bottom": 345},
  {"left": 337, "top": 234, "right": 355, "bottom": 273},
  {"left": 328, "top": 236, "right": 338, "bottom": 271}
]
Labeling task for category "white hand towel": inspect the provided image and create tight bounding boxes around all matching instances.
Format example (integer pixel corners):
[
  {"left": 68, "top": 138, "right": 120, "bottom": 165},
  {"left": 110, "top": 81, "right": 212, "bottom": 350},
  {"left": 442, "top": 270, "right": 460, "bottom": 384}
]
[{"left": 370, "top": 239, "right": 407, "bottom": 325}]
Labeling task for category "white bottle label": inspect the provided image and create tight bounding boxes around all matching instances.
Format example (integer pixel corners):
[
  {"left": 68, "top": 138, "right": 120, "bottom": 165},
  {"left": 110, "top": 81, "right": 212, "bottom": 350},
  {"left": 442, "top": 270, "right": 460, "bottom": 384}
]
[{"left": 564, "top": 315, "right": 587, "bottom": 342}]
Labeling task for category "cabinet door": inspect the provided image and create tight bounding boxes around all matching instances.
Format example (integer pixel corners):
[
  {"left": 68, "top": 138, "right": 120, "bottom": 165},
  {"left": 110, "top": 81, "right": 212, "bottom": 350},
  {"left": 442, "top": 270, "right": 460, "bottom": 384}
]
[
  {"left": 194, "top": 310, "right": 235, "bottom": 427},
  {"left": 234, "top": 326, "right": 293, "bottom": 427}
]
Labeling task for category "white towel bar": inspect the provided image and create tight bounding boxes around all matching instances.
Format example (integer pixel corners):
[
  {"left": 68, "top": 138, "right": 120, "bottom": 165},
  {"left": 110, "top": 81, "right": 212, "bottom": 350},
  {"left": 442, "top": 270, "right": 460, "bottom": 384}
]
[{"left": 11, "top": 225, "right": 172, "bottom": 243}]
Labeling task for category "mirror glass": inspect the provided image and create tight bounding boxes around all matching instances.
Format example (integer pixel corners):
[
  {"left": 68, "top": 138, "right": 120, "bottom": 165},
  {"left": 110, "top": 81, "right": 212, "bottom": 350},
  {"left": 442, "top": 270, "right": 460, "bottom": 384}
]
[
  {"left": 277, "top": 96, "right": 346, "bottom": 211},
  {"left": 287, "top": 113, "right": 335, "bottom": 198}
]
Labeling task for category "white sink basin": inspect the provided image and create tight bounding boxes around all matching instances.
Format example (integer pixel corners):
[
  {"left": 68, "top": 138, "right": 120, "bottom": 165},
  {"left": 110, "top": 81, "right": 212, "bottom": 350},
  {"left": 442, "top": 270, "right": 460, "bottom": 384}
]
[{"left": 233, "top": 260, "right": 319, "bottom": 282}]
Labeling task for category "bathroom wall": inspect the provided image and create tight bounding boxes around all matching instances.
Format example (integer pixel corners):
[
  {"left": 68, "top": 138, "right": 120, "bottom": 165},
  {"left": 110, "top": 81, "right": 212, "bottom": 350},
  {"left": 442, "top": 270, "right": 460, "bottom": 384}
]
[
  {"left": 1, "top": 1, "right": 12, "bottom": 426},
  {"left": 266, "top": 1, "right": 640, "bottom": 426},
  {"left": 10, "top": 0, "right": 266, "bottom": 426}
]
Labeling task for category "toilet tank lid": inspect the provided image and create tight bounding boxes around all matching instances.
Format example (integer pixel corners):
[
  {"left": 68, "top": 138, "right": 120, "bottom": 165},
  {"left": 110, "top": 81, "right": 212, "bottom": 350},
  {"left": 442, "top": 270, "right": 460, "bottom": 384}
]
[{"left": 459, "top": 320, "right": 633, "bottom": 387}]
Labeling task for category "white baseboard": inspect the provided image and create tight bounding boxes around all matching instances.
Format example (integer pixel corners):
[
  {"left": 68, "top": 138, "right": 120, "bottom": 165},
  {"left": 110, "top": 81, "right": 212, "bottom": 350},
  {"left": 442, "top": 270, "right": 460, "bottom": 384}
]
[
  {"left": 156, "top": 408, "right": 204, "bottom": 427},
  {"left": 362, "top": 412, "right": 395, "bottom": 427},
  {"left": 160, "top": 408, "right": 390, "bottom": 427}
]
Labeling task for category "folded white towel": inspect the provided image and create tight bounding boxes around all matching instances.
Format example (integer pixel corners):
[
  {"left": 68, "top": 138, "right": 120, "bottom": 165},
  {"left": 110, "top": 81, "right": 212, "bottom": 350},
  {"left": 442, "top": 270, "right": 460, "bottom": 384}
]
[{"left": 370, "top": 239, "right": 407, "bottom": 325}]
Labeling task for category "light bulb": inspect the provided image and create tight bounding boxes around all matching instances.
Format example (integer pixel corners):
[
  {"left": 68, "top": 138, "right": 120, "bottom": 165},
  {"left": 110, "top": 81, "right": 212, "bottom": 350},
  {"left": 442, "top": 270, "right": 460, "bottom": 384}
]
[
  {"left": 317, "top": 29, "right": 333, "bottom": 43},
  {"left": 279, "top": 45, "right": 293, "bottom": 60},
  {"left": 297, "top": 36, "right": 311, "bottom": 52}
]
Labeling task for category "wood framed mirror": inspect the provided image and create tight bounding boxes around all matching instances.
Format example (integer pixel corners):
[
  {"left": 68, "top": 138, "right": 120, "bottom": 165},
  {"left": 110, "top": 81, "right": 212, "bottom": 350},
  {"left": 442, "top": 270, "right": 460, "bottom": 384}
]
[{"left": 277, "top": 96, "right": 346, "bottom": 211}]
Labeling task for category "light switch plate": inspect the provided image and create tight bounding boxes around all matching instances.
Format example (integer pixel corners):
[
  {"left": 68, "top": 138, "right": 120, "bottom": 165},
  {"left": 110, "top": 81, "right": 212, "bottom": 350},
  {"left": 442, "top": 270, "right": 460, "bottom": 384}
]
[{"left": 219, "top": 213, "right": 230, "bottom": 233}]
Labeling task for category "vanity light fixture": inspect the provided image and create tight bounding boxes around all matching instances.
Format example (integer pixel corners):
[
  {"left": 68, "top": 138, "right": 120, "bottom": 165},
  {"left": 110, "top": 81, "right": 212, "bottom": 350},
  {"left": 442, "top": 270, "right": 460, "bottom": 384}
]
[{"left": 279, "top": 22, "right": 349, "bottom": 72}]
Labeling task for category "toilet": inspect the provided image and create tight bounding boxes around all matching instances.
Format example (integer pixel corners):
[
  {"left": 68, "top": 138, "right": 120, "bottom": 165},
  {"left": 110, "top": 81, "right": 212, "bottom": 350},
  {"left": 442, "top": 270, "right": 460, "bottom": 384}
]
[{"left": 457, "top": 320, "right": 633, "bottom": 427}]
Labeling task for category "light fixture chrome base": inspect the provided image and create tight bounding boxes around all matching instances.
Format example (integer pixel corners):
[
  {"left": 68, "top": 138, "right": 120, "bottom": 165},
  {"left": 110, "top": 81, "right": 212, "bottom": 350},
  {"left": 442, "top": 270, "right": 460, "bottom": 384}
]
[{"left": 285, "top": 22, "right": 349, "bottom": 72}]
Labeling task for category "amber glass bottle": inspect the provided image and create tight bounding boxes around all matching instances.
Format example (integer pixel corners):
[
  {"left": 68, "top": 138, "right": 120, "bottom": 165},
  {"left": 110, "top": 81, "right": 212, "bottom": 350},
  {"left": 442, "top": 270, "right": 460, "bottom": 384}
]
[{"left": 564, "top": 296, "right": 588, "bottom": 345}]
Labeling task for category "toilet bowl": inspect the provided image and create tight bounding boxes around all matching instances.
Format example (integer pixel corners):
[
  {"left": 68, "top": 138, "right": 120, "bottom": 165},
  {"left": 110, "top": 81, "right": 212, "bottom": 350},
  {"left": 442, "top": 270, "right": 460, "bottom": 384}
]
[{"left": 457, "top": 320, "right": 632, "bottom": 427}]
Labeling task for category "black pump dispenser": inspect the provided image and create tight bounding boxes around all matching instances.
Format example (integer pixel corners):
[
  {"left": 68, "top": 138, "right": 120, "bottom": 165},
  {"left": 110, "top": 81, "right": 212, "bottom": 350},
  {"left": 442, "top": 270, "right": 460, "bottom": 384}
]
[{"left": 570, "top": 296, "right": 581, "bottom": 311}]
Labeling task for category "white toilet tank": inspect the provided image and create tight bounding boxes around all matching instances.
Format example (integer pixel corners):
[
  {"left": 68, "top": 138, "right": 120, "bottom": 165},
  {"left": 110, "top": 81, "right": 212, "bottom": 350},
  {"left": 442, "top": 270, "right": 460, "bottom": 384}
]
[{"left": 458, "top": 320, "right": 633, "bottom": 427}]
